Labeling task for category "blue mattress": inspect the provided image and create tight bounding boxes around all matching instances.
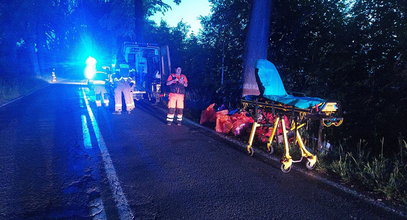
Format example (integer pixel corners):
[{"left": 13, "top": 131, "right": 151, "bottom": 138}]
[{"left": 256, "top": 59, "right": 325, "bottom": 109}]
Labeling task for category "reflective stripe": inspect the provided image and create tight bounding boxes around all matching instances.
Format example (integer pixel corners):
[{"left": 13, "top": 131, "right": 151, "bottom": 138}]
[
  {"left": 167, "top": 114, "right": 174, "bottom": 122},
  {"left": 115, "top": 103, "right": 122, "bottom": 111},
  {"left": 92, "top": 80, "right": 106, "bottom": 85}
]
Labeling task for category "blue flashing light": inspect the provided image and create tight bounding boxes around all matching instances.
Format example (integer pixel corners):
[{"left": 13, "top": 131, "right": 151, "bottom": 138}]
[
  {"left": 85, "top": 56, "right": 97, "bottom": 79},
  {"left": 86, "top": 56, "right": 97, "bottom": 65}
]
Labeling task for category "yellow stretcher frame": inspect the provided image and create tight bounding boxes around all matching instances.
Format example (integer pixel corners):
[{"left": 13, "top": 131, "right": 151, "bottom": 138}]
[{"left": 242, "top": 98, "right": 343, "bottom": 173}]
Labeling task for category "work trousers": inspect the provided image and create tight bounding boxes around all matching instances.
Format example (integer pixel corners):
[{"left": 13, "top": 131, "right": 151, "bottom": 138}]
[
  {"left": 94, "top": 85, "right": 109, "bottom": 107},
  {"left": 114, "top": 83, "right": 135, "bottom": 112},
  {"left": 166, "top": 93, "right": 185, "bottom": 123}
]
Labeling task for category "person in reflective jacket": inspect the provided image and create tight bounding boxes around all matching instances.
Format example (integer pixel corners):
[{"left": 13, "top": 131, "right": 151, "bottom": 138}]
[
  {"left": 113, "top": 63, "right": 135, "bottom": 114},
  {"left": 92, "top": 71, "right": 111, "bottom": 107},
  {"left": 166, "top": 66, "right": 188, "bottom": 125}
]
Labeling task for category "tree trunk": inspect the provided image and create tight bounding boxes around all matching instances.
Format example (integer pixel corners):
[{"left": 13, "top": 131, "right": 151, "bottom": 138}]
[
  {"left": 241, "top": 0, "right": 272, "bottom": 97},
  {"left": 35, "top": 21, "right": 47, "bottom": 78},
  {"left": 134, "top": 0, "right": 144, "bottom": 43},
  {"left": 27, "top": 39, "right": 41, "bottom": 78}
]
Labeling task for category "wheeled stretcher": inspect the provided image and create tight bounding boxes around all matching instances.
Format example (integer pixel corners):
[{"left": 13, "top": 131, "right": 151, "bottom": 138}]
[{"left": 241, "top": 59, "right": 343, "bottom": 173}]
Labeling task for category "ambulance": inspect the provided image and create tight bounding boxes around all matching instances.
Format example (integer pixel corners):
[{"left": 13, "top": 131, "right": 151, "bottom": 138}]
[{"left": 116, "top": 42, "right": 171, "bottom": 102}]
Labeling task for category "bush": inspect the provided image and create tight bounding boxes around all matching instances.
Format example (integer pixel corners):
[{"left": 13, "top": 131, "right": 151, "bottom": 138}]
[{"left": 0, "top": 77, "right": 47, "bottom": 105}]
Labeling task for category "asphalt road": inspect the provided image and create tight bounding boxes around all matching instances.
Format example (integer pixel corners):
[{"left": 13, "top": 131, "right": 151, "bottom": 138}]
[{"left": 0, "top": 84, "right": 405, "bottom": 219}]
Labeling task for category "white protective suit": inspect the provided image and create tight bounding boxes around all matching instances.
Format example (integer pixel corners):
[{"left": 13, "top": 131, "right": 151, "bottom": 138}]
[{"left": 113, "top": 68, "right": 135, "bottom": 113}]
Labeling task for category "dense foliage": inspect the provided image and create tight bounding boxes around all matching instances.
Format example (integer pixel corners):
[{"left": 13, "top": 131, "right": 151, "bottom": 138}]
[{"left": 166, "top": 0, "right": 407, "bottom": 155}]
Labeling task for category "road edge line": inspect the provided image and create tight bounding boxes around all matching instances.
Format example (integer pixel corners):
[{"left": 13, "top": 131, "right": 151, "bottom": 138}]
[{"left": 82, "top": 88, "right": 135, "bottom": 220}]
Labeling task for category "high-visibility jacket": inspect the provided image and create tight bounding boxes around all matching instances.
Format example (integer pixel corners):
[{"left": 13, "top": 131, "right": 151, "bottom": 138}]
[{"left": 167, "top": 74, "right": 188, "bottom": 94}]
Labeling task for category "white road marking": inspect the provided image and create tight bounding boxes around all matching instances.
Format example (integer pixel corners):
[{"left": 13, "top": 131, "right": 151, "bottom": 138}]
[
  {"left": 79, "top": 93, "right": 108, "bottom": 220},
  {"left": 81, "top": 115, "right": 92, "bottom": 149},
  {"left": 81, "top": 88, "right": 135, "bottom": 220}
]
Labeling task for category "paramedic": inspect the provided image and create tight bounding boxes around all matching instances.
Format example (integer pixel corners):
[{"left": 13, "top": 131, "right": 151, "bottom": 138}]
[
  {"left": 113, "top": 63, "right": 135, "bottom": 114},
  {"left": 166, "top": 66, "right": 188, "bottom": 125},
  {"left": 93, "top": 72, "right": 110, "bottom": 107}
]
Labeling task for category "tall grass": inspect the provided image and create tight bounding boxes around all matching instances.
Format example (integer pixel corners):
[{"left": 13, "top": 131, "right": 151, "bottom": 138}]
[
  {"left": 322, "top": 139, "right": 407, "bottom": 204},
  {"left": 0, "top": 79, "right": 21, "bottom": 103},
  {"left": 0, "top": 77, "right": 47, "bottom": 105}
]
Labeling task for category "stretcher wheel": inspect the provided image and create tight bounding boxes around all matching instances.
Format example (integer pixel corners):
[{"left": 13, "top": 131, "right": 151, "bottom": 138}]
[
  {"left": 247, "top": 147, "right": 254, "bottom": 156},
  {"left": 306, "top": 161, "right": 316, "bottom": 170},
  {"left": 280, "top": 164, "right": 291, "bottom": 173},
  {"left": 267, "top": 146, "right": 274, "bottom": 155}
]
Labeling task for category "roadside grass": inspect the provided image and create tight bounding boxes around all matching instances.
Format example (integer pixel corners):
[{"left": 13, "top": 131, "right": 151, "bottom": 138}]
[
  {"left": 318, "top": 139, "right": 407, "bottom": 205},
  {"left": 246, "top": 131, "right": 407, "bottom": 206},
  {"left": 0, "top": 79, "right": 20, "bottom": 103},
  {"left": 0, "top": 77, "right": 48, "bottom": 106}
]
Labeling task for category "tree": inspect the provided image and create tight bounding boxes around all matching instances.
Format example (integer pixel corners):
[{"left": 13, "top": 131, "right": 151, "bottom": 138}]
[
  {"left": 198, "top": 0, "right": 250, "bottom": 106},
  {"left": 242, "top": 0, "right": 272, "bottom": 97}
]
